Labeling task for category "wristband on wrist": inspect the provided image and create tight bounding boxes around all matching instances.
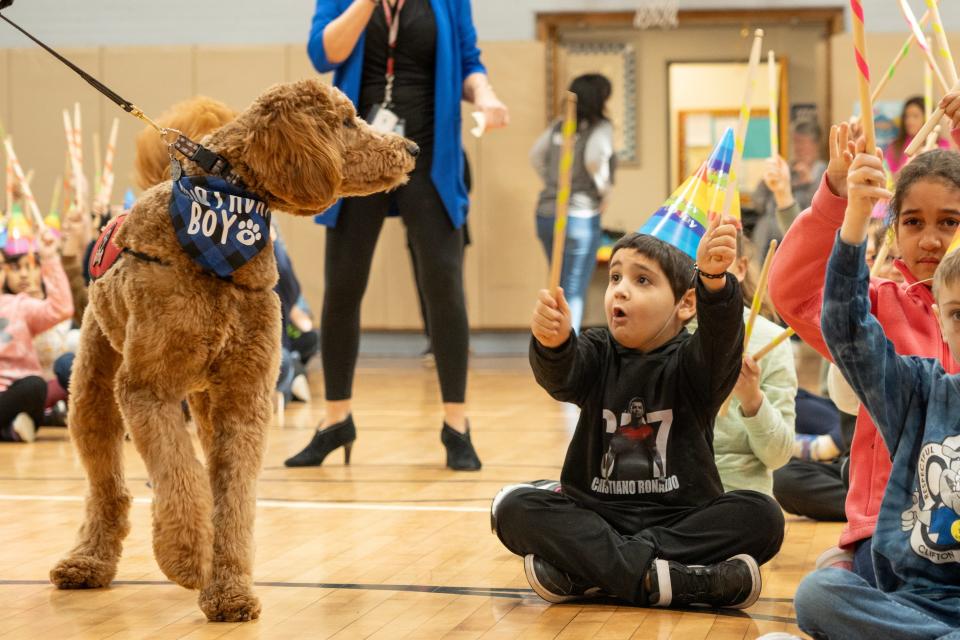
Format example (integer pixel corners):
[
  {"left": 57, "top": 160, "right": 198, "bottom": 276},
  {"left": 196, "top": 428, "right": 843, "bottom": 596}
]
[{"left": 694, "top": 264, "right": 726, "bottom": 280}]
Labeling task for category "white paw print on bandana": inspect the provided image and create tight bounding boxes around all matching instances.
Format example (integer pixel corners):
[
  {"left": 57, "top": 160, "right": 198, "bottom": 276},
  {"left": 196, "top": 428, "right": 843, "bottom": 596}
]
[{"left": 236, "top": 220, "right": 263, "bottom": 247}]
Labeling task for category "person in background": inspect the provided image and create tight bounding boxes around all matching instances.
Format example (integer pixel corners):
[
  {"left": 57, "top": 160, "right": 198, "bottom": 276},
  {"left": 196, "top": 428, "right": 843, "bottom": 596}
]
[{"left": 530, "top": 73, "right": 615, "bottom": 334}]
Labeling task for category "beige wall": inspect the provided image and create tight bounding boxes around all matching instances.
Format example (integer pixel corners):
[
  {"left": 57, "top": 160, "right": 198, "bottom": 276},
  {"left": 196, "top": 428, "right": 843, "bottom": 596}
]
[
  {"left": 1, "top": 42, "right": 549, "bottom": 330},
  {"left": 0, "top": 25, "right": 869, "bottom": 330}
]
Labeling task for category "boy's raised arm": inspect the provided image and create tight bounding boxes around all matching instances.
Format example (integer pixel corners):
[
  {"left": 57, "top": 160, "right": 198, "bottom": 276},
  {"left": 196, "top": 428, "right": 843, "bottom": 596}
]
[
  {"left": 823, "top": 147, "right": 919, "bottom": 454},
  {"left": 683, "top": 214, "right": 746, "bottom": 412},
  {"left": 769, "top": 123, "right": 859, "bottom": 360}
]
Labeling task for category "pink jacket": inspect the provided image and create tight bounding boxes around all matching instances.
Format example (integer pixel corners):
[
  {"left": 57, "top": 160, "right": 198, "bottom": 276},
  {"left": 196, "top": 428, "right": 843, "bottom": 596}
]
[
  {"left": 0, "top": 257, "right": 74, "bottom": 391},
  {"left": 768, "top": 174, "right": 958, "bottom": 548}
]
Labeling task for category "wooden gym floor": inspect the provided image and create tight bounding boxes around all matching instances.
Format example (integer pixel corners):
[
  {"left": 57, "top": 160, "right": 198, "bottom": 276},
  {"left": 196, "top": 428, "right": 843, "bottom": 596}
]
[{"left": 0, "top": 356, "right": 833, "bottom": 639}]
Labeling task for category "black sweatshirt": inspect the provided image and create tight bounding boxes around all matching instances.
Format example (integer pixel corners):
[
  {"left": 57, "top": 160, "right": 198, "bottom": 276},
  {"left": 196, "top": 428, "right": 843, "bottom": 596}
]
[{"left": 529, "top": 277, "right": 745, "bottom": 528}]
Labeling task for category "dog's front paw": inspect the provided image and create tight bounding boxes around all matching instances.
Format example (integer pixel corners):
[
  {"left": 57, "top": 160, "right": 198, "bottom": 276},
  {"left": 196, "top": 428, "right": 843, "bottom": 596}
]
[
  {"left": 199, "top": 582, "right": 261, "bottom": 622},
  {"left": 50, "top": 554, "right": 117, "bottom": 589}
]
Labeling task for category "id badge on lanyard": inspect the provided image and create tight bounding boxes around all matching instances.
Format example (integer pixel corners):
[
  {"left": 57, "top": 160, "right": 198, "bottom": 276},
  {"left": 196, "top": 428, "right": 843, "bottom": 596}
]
[{"left": 366, "top": 0, "right": 407, "bottom": 136}]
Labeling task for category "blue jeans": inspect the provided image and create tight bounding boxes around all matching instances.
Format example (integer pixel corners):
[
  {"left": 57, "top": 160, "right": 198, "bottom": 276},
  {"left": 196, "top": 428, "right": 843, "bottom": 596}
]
[
  {"left": 796, "top": 568, "right": 960, "bottom": 640},
  {"left": 536, "top": 214, "right": 602, "bottom": 333}
]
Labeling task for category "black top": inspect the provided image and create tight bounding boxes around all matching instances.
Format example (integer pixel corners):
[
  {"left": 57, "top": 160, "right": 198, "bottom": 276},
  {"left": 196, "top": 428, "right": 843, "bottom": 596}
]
[
  {"left": 360, "top": 0, "right": 437, "bottom": 149},
  {"left": 529, "top": 277, "right": 744, "bottom": 529}
]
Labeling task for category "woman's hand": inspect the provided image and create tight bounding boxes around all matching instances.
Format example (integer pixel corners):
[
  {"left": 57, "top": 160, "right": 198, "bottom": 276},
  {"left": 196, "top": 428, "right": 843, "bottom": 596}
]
[
  {"left": 473, "top": 87, "right": 509, "bottom": 130},
  {"left": 464, "top": 74, "right": 509, "bottom": 130}
]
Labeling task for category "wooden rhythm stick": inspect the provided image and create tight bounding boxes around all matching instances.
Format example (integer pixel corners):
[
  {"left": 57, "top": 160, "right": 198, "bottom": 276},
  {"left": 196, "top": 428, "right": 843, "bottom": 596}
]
[
  {"left": 851, "top": 0, "right": 876, "bottom": 154},
  {"left": 722, "top": 29, "right": 764, "bottom": 219},
  {"left": 752, "top": 327, "right": 796, "bottom": 362},
  {"left": 48, "top": 177, "right": 61, "bottom": 218},
  {"left": 96, "top": 118, "right": 119, "bottom": 210},
  {"left": 62, "top": 110, "right": 84, "bottom": 206},
  {"left": 720, "top": 238, "right": 777, "bottom": 417},
  {"left": 906, "top": 77, "right": 960, "bottom": 156},
  {"left": 4, "top": 146, "right": 14, "bottom": 214},
  {"left": 870, "top": 4, "right": 948, "bottom": 102},
  {"left": 548, "top": 92, "right": 578, "bottom": 292},
  {"left": 870, "top": 228, "right": 895, "bottom": 278},
  {"left": 925, "top": 37, "right": 934, "bottom": 120},
  {"left": 744, "top": 239, "right": 777, "bottom": 349},
  {"left": 872, "top": 1, "right": 941, "bottom": 102},
  {"left": 2, "top": 138, "right": 46, "bottom": 230},
  {"left": 92, "top": 130, "right": 101, "bottom": 200},
  {"left": 768, "top": 50, "right": 779, "bottom": 158},
  {"left": 925, "top": 0, "right": 958, "bottom": 86}
]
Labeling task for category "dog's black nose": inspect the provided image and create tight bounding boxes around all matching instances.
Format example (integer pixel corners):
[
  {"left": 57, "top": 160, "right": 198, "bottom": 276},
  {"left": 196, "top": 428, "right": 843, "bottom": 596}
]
[{"left": 406, "top": 142, "right": 420, "bottom": 157}]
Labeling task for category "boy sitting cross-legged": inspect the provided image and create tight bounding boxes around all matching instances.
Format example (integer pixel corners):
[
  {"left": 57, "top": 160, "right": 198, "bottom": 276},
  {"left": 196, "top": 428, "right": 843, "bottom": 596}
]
[{"left": 492, "top": 213, "right": 785, "bottom": 608}]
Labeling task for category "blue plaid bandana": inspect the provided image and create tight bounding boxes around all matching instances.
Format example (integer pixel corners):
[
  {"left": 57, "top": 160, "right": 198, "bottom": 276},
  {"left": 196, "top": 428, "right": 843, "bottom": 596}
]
[{"left": 169, "top": 166, "right": 271, "bottom": 278}]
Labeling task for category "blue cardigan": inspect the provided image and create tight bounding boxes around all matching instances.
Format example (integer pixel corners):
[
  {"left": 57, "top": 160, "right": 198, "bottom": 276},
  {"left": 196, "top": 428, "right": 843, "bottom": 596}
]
[{"left": 307, "top": 0, "right": 486, "bottom": 229}]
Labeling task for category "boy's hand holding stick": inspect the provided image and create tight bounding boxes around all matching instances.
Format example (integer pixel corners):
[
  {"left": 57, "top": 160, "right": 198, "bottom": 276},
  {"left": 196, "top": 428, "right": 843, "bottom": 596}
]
[
  {"left": 695, "top": 212, "right": 739, "bottom": 291},
  {"left": 841, "top": 138, "right": 893, "bottom": 247},
  {"left": 532, "top": 287, "right": 572, "bottom": 349}
]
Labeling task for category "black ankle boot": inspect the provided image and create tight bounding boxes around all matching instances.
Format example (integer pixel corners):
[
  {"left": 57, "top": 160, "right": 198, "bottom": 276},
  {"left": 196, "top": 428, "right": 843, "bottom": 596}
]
[
  {"left": 441, "top": 422, "right": 481, "bottom": 471},
  {"left": 284, "top": 416, "right": 356, "bottom": 467}
]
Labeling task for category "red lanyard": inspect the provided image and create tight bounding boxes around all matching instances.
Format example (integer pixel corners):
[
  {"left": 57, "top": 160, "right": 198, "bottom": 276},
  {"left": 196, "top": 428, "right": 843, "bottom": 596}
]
[{"left": 381, "top": 0, "right": 406, "bottom": 79}]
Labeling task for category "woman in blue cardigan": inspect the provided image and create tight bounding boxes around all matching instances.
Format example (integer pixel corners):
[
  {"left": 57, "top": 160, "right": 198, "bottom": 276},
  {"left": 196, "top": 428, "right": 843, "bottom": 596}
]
[{"left": 285, "top": 0, "right": 508, "bottom": 471}]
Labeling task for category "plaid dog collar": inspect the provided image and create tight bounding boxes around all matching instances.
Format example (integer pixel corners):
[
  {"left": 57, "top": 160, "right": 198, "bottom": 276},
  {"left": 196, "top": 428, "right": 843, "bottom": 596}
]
[{"left": 169, "top": 161, "right": 271, "bottom": 278}]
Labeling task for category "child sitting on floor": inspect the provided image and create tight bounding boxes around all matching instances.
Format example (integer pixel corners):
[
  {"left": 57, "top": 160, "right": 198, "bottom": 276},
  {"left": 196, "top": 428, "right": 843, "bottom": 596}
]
[
  {"left": 491, "top": 215, "right": 784, "bottom": 609},
  {"left": 795, "top": 136, "right": 960, "bottom": 640},
  {"left": 0, "top": 229, "right": 74, "bottom": 442}
]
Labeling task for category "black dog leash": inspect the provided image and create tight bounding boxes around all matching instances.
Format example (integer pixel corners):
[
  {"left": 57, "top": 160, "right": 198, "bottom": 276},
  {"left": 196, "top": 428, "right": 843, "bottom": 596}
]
[{"left": 0, "top": 0, "right": 245, "bottom": 187}]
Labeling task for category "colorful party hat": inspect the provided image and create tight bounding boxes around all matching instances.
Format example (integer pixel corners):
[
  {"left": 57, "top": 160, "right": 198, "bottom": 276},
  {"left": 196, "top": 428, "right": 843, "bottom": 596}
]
[
  {"left": 5, "top": 203, "right": 34, "bottom": 255},
  {"left": 639, "top": 128, "right": 739, "bottom": 258}
]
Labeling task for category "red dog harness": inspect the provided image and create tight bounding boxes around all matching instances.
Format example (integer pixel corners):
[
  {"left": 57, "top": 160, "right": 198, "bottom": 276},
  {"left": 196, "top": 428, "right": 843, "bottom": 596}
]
[{"left": 88, "top": 214, "right": 128, "bottom": 281}]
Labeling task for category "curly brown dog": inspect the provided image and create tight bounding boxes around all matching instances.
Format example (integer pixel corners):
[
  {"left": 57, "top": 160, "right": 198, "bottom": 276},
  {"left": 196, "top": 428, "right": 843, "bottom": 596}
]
[{"left": 49, "top": 78, "right": 416, "bottom": 622}]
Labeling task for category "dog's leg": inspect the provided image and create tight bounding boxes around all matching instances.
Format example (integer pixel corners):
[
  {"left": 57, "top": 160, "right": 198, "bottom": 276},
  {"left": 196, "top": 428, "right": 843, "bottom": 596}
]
[
  {"left": 115, "top": 367, "right": 213, "bottom": 590},
  {"left": 50, "top": 320, "right": 130, "bottom": 589},
  {"left": 196, "top": 373, "right": 273, "bottom": 622}
]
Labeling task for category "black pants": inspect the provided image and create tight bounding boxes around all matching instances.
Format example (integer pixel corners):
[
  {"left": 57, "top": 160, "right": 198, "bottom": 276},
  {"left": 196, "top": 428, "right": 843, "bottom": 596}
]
[
  {"left": 494, "top": 487, "right": 784, "bottom": 604},
  {"left": 321, "top": 157, "right": 468, "bottom": 403},
  {"left": 773, "top": 458, "right": 847, "bottom": 521},
  {"left": 0, "top": 376, "right": 47, "bottom": 441},
  {"left": 773, "top": 411, "right": 854, "bottom": 522},
  {"left": 289, "top": 330, "right": 319, "bottom": 367}
]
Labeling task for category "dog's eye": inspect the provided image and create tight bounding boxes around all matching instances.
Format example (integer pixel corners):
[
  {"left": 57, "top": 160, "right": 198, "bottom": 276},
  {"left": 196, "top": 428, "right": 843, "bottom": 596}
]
[{"left": 343, "top": 117, "right": 355, "bottom": 129}]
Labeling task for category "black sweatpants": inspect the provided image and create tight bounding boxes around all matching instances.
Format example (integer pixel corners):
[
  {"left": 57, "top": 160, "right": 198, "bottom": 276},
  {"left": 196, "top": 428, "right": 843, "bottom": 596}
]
[
  {"left": 321, "top": 153, "right": 468, "bottom": 403},
  {"left": 773, "top": 458, "right": 847, "bottom": 521},
  {"left": 0, "top": 376, "right": 47, "bottom": 441},
  {"left": 772, "top": 411, "right": 854, "bottom": 522},
  {"left": 494, "top": 487, "right": 785, "bottom": 604}
]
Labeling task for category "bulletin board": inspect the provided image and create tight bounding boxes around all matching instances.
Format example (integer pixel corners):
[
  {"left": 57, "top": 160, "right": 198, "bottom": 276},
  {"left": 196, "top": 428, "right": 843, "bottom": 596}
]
[{"left": 677, "top": 109, "right": 784, "bottom": 208}]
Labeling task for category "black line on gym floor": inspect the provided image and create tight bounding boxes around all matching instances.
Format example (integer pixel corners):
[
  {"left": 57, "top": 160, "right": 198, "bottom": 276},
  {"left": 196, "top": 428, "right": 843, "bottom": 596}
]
[{"left": 0, "top": 579, "right": 797, "bottom": 623}]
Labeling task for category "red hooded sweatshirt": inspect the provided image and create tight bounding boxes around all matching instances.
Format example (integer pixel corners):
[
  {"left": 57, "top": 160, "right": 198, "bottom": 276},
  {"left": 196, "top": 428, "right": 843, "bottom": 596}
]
[{"left": 768, "top": 174, "right": 958, "bottom": 548}]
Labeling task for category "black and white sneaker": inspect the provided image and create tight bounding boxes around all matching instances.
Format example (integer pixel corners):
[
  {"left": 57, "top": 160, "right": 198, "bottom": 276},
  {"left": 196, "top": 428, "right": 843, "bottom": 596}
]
[
  {"left": 646, "top": 554, "right": 761, "bottom": 609},
  {"left": 524, "top": 555, "right": 601, "bottom": 604},
  {"left": 489, "top": 480, "right": 561, "bottom": 533}
]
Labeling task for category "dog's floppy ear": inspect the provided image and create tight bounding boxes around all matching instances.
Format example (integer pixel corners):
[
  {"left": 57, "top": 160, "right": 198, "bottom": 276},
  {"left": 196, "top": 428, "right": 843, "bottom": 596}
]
[{"left": 243, "top": 102, "right": 343, "bottom": 213}]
